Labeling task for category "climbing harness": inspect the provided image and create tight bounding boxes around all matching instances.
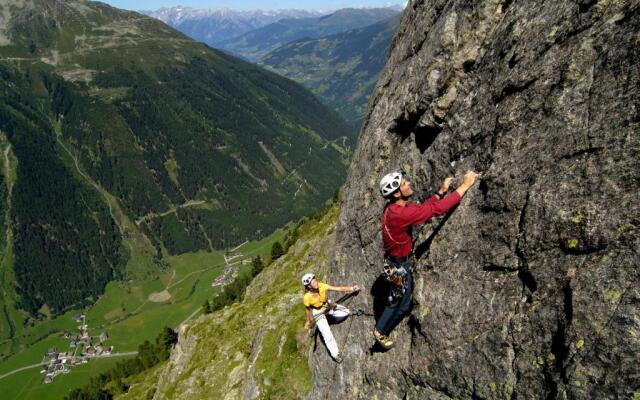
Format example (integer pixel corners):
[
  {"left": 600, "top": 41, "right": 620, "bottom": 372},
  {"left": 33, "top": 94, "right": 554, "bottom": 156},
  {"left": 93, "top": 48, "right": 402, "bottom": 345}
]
[
  {"left": 382, "top": 256, "right": 414, "bottom": 303},
  {"left": 310, "top": 300, "right": 337, "bottom": 321},
  {"left": 383, "top": 259, "right": 408, "bottom": 286}
]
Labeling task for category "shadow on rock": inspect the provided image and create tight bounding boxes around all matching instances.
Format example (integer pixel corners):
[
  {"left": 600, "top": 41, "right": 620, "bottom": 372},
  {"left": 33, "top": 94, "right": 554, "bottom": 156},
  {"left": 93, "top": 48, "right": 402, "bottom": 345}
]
[{"left": 370, "top": 274, "right": 390, "bottom": 321}]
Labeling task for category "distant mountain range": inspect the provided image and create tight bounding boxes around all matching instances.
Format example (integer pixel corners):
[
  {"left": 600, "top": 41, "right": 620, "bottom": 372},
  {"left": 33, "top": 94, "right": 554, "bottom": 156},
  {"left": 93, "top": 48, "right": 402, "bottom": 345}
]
[
  {"left": 261, "top": 14, "right": 402, "bottom": 126},
  {"left": 0, "top": 0, "right": 351, "bottom": 318},
  {"left": 142, "top": 7, "right": 327, "bottom": 46},
  {"left": 216, "top": 7, "right": 401, "bottom": 61},
  {"left": 144, "top": 6, "right": 403, "bottom": 62}
]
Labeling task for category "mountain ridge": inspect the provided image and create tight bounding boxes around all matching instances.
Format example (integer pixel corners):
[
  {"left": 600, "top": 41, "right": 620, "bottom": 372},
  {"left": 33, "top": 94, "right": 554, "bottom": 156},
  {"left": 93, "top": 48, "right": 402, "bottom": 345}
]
[{"left": 142, "top": 7, "right": 327, "bottom": 45}]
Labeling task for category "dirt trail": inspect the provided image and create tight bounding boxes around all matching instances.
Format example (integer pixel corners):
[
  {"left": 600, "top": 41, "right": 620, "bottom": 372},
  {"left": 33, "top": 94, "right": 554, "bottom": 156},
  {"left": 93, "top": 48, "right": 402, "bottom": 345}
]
[{"left": 135, "top": 200, "right": 206, "bottom": 225}]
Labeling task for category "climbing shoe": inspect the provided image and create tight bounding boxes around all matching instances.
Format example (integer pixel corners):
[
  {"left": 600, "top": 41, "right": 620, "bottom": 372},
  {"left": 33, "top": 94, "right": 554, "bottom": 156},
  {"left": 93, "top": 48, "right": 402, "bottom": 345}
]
[
  {"left": 373, "top": 330, "right": 394, "bottom": 350},
  {"left": 334, "top": 354, "right": 343, "bottom": 363}
]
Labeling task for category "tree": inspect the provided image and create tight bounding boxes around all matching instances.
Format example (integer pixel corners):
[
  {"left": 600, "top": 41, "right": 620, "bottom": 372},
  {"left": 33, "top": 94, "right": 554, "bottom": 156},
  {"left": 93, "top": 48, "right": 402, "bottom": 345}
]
[
  {"left": 270, "top": 241, "right": 284, "bottom": 260},
  {"left": 202, "top": 299, "right": 211, "bottom": 314},
  {"left": 251, "top": 256, "right": 264, "bottom": 276},
  {"left": 283, "top": 227, "right": 299, "bottom": 252},
  {"left": 156, "top": 326, "right": 178, "bottom": 359},
  {"left": 332, "top": 187, "right": 341, "bottom": 204}
]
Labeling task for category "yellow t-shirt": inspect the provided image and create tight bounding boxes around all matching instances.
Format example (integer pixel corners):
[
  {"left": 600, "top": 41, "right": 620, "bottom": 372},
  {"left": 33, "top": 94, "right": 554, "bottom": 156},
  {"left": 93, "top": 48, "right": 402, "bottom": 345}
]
[{"left": 303, "top": 282, "right": 329, "bottom": 309}]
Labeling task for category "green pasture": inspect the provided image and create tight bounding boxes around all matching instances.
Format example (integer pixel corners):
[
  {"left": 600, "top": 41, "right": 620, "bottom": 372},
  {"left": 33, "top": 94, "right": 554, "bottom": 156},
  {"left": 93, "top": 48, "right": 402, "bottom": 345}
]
[
  {"left": 0, "top": 356, "right": 129, "bottom": 400},
  {"left": 234, "top": 227, "right": 287, "bottom": 256},
  {"left": 164, "top": 249, "right": 226, "bottom": 287},
  {"left": 0, "top": 226, "right": 287, "bottom": 399}
]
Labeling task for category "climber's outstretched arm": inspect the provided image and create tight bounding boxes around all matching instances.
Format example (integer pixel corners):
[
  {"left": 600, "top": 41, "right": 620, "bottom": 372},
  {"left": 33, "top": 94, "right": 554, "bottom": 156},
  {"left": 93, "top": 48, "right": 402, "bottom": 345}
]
[
  {"left": 304, "top": 307, "right": 313, "bottom": 330},
  {"left": 455, "top": 171, "right": 479, "bottom": 197},
  {"left": 326, "top": 284, "right": 360, "bottom": 293}
]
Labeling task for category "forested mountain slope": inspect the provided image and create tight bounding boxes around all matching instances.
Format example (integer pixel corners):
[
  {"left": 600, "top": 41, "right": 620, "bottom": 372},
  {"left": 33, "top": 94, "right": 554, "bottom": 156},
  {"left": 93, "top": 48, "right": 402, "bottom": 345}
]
[
  {"left": 0, "top": 0, "right": 351, "bottom": 319},
  {"left": 261, "top": 14, "right": 401, "bottom": 126}
]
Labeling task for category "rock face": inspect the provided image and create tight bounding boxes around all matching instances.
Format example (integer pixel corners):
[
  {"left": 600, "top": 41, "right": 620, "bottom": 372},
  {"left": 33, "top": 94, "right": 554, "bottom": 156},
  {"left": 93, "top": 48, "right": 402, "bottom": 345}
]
[{"left": 311, "top": 1, "right": 639, "bottom": 399}]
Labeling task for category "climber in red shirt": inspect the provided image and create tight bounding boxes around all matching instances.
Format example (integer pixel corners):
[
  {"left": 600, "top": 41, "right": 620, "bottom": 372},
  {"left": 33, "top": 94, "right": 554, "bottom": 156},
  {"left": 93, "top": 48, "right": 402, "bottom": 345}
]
[{"left": 374, "top": 170, "right": 479, "bottom": 349}]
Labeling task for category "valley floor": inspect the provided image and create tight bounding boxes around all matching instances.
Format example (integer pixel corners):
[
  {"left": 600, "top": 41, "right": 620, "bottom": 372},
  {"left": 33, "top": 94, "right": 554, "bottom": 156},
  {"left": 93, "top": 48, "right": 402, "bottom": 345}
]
[{"left": 0, "top": 228, "right": 286, "bottom": 400}]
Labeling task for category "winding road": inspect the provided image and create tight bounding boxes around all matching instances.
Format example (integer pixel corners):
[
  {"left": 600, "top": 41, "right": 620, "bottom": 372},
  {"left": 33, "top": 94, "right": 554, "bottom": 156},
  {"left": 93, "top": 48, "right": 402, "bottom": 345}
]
[{"left": 0, "top": 351, "right": 138, "bottom": 380}]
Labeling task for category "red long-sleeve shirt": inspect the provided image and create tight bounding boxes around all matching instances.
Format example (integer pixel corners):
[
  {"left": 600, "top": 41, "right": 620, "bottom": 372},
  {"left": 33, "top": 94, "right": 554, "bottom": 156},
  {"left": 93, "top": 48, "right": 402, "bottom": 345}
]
[{"left": 381, "top": 192, "right": 461, "bottom": 258}]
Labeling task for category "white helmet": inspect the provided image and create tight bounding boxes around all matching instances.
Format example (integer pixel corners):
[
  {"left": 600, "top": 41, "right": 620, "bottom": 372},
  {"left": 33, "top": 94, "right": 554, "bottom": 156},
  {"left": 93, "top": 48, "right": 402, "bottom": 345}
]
[
  {"left": 301, "top": 273, "right": 315, "bottom": 286},
  {"left": 379, "top": 171, "right": 402, "bottom": 197}
]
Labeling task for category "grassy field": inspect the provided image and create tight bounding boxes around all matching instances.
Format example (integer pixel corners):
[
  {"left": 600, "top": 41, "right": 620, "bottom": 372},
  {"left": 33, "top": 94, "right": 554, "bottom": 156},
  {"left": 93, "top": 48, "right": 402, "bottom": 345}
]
[
  {"left": 1, "top": 356, "right": 129, "bottom": 400},
  {"left": 0, "top": 227, "right": 286, "bottom": 399},
  {"left": 233, "top": 227, "right": 288, "bottom": 256}
]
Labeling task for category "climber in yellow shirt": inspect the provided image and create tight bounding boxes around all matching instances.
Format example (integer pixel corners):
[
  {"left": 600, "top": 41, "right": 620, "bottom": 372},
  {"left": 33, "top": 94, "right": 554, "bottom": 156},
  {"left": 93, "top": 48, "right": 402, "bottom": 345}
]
[{"left": 302, "top": 273, "right": 359, "bottom": 363}]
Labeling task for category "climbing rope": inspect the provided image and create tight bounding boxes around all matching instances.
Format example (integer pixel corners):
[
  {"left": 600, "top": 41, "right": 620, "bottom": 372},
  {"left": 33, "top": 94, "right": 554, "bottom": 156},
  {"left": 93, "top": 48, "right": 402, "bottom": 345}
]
[
  {"left": 334, "top": 290, "right": 358, "bottom": 305},
  {"left": 325, "top": 290, "right": 379, "bottom": 391}
]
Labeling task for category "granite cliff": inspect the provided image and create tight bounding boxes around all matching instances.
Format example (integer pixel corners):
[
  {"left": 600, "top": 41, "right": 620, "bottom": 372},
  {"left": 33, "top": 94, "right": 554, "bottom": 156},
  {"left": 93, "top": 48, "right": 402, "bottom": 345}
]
[{"left": 311, "top": 0, "right": 639, "bottom": 399}]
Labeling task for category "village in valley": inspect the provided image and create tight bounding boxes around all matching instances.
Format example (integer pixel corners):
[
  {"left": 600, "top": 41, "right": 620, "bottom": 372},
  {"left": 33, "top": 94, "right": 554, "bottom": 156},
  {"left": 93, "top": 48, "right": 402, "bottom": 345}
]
[
  {"left": 40, "top": 314, "right": 112, "bottom": 384},
  {"left": 212, "top": 251, "right": 250, "bottom": 287},
  {"left": 40, "top": 249, "right": 252, "bottom": 383},
  {"left": 34, "top": 240, "right": 261, "bottom": 385}
]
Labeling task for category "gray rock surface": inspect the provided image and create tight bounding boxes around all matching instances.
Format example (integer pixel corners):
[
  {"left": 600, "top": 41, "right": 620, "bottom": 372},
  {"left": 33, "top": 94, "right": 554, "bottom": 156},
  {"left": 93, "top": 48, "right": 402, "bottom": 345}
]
[{"left": 310, "top": 0, "right": 640, "bottom": 399}]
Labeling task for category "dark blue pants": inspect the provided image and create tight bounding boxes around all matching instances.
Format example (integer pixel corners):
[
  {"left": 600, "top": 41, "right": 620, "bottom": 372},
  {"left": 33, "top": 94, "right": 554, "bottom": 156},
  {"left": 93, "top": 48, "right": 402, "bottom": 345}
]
[{"left": 375, "top": 262, "right": 413, "bottom": 336}]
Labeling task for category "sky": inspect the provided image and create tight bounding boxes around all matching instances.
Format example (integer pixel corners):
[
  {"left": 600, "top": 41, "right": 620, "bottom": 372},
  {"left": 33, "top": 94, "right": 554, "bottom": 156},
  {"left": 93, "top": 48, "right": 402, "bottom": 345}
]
[{"left": 101, "top": 0, "right": 406, "bottom": 12}]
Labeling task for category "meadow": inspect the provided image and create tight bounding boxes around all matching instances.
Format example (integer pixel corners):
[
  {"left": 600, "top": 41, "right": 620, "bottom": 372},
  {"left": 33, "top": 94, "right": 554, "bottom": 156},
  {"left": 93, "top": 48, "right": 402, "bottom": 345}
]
[
  {"left": 2, "top": 357, "right": 125, "bottom": 399},
  {"left": 0, "top": 227, "right": 286, "bottom": 399}
]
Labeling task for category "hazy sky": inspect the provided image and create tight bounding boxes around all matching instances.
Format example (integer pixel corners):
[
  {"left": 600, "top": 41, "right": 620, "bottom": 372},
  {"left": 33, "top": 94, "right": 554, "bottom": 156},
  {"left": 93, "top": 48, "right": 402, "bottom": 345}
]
[{"left": 101, "top": 0, "right": 406, "bottom": 12}]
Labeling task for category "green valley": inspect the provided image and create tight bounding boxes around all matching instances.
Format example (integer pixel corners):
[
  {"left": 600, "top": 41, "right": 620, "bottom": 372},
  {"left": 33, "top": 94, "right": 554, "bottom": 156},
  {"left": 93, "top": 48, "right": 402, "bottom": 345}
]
[
  {"left": 0, "top": 0, "right": 351, "bottom": 324},
  {"left": 261, "top": 14, "right": 401, "bottom": 127},
  {"left": 0, "top": 0, "right": 354, "bottom": 396},
  {"left": 0, "top": 226, "right": 288, "bottom": 399}
]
